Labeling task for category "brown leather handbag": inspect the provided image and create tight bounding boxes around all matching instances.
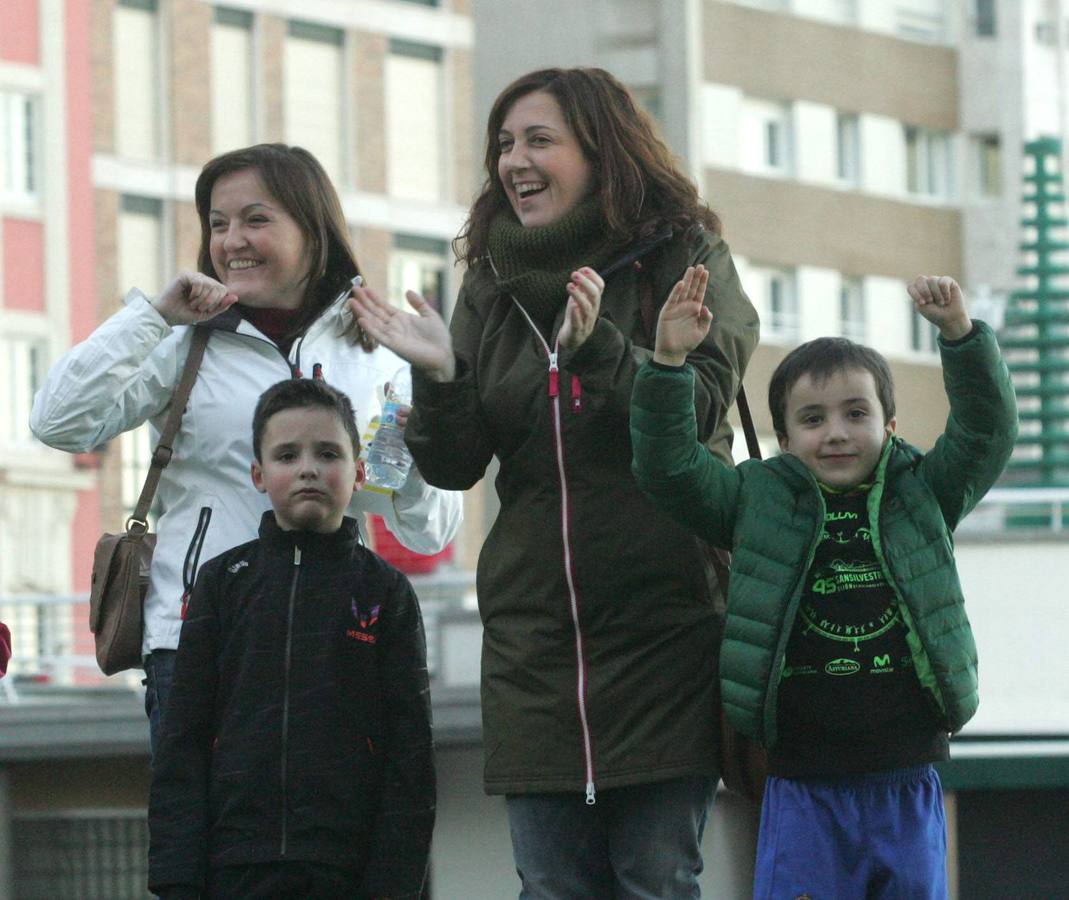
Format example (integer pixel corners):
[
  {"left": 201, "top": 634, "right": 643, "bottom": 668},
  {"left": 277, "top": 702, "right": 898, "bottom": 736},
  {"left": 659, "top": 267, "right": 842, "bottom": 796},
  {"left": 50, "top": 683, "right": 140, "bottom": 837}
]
[{"left": 88, "top": 327, "right": 210, "bottom": 676}]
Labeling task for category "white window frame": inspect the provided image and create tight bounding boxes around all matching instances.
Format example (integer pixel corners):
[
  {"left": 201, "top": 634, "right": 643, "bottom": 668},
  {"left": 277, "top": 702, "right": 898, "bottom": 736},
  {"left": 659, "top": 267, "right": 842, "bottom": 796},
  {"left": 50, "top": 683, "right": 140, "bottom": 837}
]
[
  {"left": 905, "top": 125, "right": 953, "bottom": 199},
  {"left": 742, "top": 99, "right": 793, "bottom": 177},
  {"left": 0, "top": 325, "right": 48, "bottom": 449},
  {"left": 910, "top": 306, "right": 940, "bottom": 356},
  {"left": 973, "top": 133, "right": 1002, "bottom": 198},
  {"left": 836, "top": 112, "right": 861, "bottom": 185},
  {"left": 839, "top": 276, "right": 866, "bottom": 342},
  {"left": 895, "top": 0, "right": 947, "bottom": 43},
  {"left": 114, "top": 0, "right": 162, "bottom": 163},
  {"left": 210, "top": 7, "right": 256, "bottom": 155},
  {"left": 284, "top": 20, "right": 346, "bottom": 184},
  {"left": 385, "top": 40, "right": 446, "bottom": 203},
  {"left": 0, "top": 90, "right": 39, "bottom": 205},
  {"left": 750, "top": 265, "right": 799, "bottom": 341},
  {"left": 388, "top": 234, "right": 450, "bottom": 318}
]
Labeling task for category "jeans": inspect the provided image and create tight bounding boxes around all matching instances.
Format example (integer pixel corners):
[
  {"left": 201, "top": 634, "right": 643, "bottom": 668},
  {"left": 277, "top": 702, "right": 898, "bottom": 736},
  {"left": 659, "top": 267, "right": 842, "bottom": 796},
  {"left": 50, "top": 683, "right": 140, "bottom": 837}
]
[
  {"left": 506, "top": 775, "right": 715, "bottom": 899},
  {"left": 143, "top": 649, "right": 178, "bottom": 768}
]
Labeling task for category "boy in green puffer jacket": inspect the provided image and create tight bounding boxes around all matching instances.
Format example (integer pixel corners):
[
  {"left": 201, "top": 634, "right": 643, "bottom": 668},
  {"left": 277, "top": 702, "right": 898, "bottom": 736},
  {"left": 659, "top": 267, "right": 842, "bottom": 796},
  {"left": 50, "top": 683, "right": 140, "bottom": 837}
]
[{"left": 630, "top": 269, "right": 1017, "bottom": 900}]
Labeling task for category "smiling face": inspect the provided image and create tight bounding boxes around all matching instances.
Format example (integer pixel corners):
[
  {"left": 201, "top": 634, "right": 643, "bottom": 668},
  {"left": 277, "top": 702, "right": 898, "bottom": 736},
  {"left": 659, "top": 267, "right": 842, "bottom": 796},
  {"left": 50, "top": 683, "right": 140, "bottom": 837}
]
[
  {"left": 778, "top": 367, "right": 896, "bottom": 491},
  {"left": 251, "top": 406, "right": 364, "bottom": 533},
  {"left": 208, "top": 167, "right": 311, "bottom": 310},
  {"left": 496, "top": 90, "right": 594, "bottom": 228}
]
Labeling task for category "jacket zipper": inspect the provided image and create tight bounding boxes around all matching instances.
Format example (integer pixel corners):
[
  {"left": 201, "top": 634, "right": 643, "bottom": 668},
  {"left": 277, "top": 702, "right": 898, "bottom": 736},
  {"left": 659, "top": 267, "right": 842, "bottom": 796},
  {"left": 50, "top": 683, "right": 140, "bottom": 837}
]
[
  {"left": 180, "top": 506, "right": 212, "bottom": 619},
  {"left": 511, "top": 298, "right": 597, "bottom": 805},
  {"left": 280, "top": 544, "right": 301, "bottom": 855}
]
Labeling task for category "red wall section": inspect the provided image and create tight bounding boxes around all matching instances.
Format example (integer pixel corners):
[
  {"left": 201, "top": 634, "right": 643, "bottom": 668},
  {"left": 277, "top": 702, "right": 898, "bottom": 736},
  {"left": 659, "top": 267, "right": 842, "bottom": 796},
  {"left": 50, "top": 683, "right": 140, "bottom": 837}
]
[
  {"left": 65, "top": 0, "right": 97, "bottom": 343},
  {"left": 2, "top": 218, "right": 45, "bottom": 310},
  {"left": 0, "top": 0, "right": 40, "bottom": 64}
]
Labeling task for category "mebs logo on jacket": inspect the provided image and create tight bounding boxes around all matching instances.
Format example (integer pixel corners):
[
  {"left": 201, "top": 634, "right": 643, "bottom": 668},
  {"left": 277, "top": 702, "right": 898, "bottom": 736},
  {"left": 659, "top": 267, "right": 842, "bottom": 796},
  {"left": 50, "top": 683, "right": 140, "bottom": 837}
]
[{"left": 347, "top": 598, "right": 380, "bottom": 645}]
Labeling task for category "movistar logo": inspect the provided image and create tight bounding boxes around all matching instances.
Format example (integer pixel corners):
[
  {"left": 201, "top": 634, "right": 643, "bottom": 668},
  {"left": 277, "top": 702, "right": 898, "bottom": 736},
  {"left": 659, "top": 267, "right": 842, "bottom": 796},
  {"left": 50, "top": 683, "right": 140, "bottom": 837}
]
[
  {"left": 825, "top": 658, "right": 861, "bottom": 676},
  {"left": 873, "top": 654, "right": 891, "bottom": 668}
]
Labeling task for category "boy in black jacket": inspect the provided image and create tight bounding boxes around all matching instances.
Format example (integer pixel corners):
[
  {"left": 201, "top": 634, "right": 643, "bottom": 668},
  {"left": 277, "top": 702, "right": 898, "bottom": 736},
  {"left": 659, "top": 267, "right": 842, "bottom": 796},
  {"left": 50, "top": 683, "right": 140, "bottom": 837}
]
[{"left": 149, "top": 378, "right": 435, "bottom": 899}]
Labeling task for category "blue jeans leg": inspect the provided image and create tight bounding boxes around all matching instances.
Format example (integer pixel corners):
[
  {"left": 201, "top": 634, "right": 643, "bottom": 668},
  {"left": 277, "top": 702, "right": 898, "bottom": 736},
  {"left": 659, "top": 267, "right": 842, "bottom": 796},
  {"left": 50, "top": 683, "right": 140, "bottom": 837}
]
[
  {"left": 142, "top": 649, "right": 177, "bottom": 768},
  {"left": 507, "top": 776, "right": 715, "bottom": 900}
]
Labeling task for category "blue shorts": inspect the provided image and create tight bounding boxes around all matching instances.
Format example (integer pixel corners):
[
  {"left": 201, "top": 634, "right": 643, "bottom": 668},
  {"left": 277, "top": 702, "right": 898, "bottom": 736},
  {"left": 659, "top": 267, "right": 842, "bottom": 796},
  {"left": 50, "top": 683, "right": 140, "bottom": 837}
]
[{"left": 754, "top": 764, "right": 947, "bottom": 900}]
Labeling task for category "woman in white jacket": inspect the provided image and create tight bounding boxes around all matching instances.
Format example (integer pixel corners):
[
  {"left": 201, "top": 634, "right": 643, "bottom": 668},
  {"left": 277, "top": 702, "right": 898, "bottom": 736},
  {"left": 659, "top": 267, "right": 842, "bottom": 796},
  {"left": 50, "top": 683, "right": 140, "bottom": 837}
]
[{"left": 31, "top": 144, "right": 462, "bottom": 755}]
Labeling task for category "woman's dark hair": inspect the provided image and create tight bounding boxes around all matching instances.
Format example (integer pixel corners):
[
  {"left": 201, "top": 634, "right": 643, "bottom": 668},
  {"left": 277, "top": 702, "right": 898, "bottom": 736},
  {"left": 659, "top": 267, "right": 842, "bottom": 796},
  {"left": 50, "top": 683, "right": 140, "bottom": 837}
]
[
  {"left": 195, "top": 143, "right": 372, "bottom": 349},
  {"left": 768, "top": 337, "right": 896, "bottom": 436},
  {"left": 455, "top": 67, "right": 721, "bottom": 266}
]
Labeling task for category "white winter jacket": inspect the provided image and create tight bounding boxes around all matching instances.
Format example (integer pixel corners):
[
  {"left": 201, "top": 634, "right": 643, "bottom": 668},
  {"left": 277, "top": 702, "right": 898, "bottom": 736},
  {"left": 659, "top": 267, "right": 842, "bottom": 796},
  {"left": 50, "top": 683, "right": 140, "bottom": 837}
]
[{"left": 31, "top": 289, "right": 463, "bottom": 655}]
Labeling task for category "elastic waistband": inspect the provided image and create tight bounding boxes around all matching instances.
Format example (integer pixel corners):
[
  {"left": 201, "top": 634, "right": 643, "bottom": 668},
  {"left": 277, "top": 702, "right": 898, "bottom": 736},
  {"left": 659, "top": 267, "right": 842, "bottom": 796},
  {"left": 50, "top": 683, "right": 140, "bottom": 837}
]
[{"left": 778, "top": 764, "right": 937, "bottom": 790}]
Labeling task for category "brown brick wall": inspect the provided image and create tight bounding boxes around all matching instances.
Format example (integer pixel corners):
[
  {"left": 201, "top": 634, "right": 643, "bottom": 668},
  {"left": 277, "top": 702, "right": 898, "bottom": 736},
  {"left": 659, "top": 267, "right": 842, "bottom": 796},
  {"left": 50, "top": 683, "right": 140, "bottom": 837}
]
[
  {"left": 168, "top": 0, "right": 211, "bottom": 166},
  {"left": 90, "top": 0, "right": 114, "bottom": 153},
  {"left": 703, "top": 2, "right": 958, "bottom": 130},
  {"left": 353, "top": 227, "right": 390, "bottom": 296},
  {"left": 174, "top": 200, "right": 201, "bottom": 274},
  {"left": 704, "top": 168, "right": 963, "bottom": 280},
  {"left": 353, "top": 31, "right": 388, "bottom": 194},
  {"left": 93, "top": 190, "right": 120, "bottom": 322}
]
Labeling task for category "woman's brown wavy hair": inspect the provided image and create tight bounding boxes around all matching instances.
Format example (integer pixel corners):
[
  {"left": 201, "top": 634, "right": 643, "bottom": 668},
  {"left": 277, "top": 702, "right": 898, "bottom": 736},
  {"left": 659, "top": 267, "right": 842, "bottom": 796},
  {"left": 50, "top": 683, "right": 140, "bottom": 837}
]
[
  {"left": 195, "top": 143, "right": 372, "bottom": 349},
  {"left": 455, "top": 67, "right": 721, "bottom": 266}
]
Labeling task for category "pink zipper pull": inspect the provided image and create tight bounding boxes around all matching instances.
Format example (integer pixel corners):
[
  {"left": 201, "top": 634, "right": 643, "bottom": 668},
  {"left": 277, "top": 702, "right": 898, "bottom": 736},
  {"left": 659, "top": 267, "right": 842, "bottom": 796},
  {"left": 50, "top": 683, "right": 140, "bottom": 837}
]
[
  {"left": 548, "top": 351, "right": 559, "bottom": 397},
  {"left": 571, "top": 375, "right": 583, "bottom": 412},
  {"left": 180, "top": 590, "right": 190, "bottom": 620}
]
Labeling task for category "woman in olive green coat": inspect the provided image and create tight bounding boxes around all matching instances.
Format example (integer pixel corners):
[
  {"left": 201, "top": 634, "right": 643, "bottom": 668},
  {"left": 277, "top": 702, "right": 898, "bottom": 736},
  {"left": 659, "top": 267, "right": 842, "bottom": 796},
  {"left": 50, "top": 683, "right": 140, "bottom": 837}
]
[{"left": 352, "top": 67, "right": 758, "bottom": 898}]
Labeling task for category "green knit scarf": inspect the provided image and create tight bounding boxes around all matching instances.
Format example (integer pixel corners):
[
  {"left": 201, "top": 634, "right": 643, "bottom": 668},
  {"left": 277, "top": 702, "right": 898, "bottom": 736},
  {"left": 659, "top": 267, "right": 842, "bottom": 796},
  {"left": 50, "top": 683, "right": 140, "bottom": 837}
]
[{"left": 486, "top": 199, "right": 619, "bottom": 327}]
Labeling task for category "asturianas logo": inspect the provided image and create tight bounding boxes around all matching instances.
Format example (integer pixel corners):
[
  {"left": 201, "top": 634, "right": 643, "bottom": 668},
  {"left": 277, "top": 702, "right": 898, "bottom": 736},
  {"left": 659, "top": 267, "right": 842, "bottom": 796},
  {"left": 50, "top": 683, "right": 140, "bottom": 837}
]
[{"left": 824, "top": 658, "right": 861, "bottom": 676}]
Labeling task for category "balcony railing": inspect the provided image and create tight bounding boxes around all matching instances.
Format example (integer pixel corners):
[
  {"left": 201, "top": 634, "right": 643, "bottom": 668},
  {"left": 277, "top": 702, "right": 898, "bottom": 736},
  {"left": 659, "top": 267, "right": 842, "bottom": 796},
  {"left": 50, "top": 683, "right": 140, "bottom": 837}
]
[{"left": 0, "top": 569, "right": 478, "bottom": 705}]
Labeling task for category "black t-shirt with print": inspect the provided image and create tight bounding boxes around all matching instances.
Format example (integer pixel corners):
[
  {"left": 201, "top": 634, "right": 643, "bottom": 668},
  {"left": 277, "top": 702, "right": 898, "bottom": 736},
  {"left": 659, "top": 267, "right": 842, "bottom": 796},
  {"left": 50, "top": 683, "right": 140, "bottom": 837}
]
[{"left": 770, "top": 487, "right": 948, "bottom": 777}]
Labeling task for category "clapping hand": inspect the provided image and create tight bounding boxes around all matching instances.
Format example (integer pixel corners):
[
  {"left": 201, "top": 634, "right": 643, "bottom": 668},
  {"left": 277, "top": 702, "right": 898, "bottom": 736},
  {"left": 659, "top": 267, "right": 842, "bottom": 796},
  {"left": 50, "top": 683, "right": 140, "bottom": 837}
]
[
  {"left": 349, "top": 286, "right": 456, "bottom": 382},
  {"left": 907, "top": 275, "right": 972, "bottom": 341},
  {"left": 653, "top": 265, "right": 712, "bottom": 367},
  {"left": 151, "top": 272, "right": 238, "bottom": 326},
  {"left": 558, "top": 267, "right": 605, "bottom": 352}
]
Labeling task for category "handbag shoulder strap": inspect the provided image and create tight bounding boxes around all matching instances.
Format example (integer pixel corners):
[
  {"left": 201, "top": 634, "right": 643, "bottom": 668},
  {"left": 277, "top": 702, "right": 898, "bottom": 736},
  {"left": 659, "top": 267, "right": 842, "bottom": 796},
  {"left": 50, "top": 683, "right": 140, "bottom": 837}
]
[
  {"left": 735, "top": 384, "right": 762, "bottom": 461},
  {"left": 128, "top": 326, "right": 211, "bottom": 533}
]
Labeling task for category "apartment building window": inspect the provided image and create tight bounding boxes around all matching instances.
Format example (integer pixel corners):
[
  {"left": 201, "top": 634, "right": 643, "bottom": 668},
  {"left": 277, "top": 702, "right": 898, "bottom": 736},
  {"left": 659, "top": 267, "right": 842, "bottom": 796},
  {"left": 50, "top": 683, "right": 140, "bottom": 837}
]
[
  {"left": 905, "top": 126, "right": 952, "bottom": 198},
  {"left": 896, "top": 0, "right": 947, "bottom": 42},
  {"left": 750, "top": 266, "right": 798, "bottom": 340},
  {"left": 397, "top": 0, "right": 440, "bottom": 5},
  {"left": 389, "top": 234, "right": 449, "bottom": 316},
  {"left": 114, "top": 0, "right": 160, "bottom": 162},
  {"left": 386, "top": 41, "right": 444, "bottom": 203},
  {"left": 911, "top": 307, "right": 939, "bottom": 355},
  {"left": 974, "top": 134, "right": 1002, "bottom": 197},
  {"left": 119, "top": 195, "right": 164, "bottom": 508},
  {"left": 211, "top": 8, "right": 255, "bottom": 154},
  {"left": 1, "top": 332, "right": 46, "bottom": 445},
  {"left": 284, "top": 21, "right": 344, "bottom": 182},
  {"left": 836, "top": 113, "right": 861, "bottom": 184},
  {"left": 840, "top": 277, "right": 866, "bottom": 341},
  {"left": 0, "top": 91, "right": 37, "bottom": 202},
  {"left": 742, "top": 100, "right": 792, "bottom": 176},
  {"left": 974, "top": 0, "right": 996, "bottom": 36}
]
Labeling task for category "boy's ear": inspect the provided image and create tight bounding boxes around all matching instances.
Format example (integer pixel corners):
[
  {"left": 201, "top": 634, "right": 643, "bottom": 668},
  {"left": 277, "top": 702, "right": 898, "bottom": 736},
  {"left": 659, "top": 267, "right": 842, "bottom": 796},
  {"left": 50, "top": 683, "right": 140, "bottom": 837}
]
[
  {"left": 885, "top": 416, "right": 897, "bottom": 437},
  {"left": 353, "top": 459, "right": 367, "bottom": 492},
  {"left": 251, "top": 459, "right": 267, "bottom": 493},
  {"left": 776, "top": 431, "right": 790, "bottom": 453}
]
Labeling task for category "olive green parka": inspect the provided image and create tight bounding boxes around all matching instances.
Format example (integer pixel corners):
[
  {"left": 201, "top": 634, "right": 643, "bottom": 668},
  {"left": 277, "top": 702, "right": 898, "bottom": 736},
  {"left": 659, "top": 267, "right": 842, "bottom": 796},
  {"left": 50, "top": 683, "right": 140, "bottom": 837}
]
[{"left": 407, "top": 227, "right": 759, "bottom": 796}]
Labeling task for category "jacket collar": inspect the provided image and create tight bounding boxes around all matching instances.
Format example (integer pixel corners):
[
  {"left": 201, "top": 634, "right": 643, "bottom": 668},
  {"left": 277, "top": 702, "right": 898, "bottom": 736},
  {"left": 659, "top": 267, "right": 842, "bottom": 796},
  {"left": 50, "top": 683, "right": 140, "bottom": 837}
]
[{"left": 257, "top": 510, "right": 361, "bottom": 560}]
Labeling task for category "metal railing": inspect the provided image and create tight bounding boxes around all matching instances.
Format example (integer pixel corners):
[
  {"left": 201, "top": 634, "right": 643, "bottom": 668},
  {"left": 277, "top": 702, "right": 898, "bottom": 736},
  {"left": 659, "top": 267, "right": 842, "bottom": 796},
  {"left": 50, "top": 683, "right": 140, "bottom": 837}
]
[
  {"left": 0, "top": 569, "right": 478, "bottom": 704},
  {"left": 956, "top": 486, "right": 1069, "bottom": 535}
]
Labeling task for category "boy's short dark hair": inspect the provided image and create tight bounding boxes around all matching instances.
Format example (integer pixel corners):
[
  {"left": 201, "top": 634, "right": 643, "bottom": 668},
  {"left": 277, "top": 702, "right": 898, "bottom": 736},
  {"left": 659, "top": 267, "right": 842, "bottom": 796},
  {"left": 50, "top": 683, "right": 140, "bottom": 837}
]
[
  {"left": 252, "top": 378, "right": 361, "bottom": 461},
  {"left": 768, "top": 337, "right": 896, "bottom": 436}
]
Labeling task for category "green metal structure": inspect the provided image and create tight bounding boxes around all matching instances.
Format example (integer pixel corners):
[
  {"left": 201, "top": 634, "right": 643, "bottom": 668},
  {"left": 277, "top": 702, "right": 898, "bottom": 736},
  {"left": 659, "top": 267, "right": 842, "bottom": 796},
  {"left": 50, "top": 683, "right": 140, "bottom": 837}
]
[{"left": 1000, "top": 137, "right": 1069, "bottom": 489}]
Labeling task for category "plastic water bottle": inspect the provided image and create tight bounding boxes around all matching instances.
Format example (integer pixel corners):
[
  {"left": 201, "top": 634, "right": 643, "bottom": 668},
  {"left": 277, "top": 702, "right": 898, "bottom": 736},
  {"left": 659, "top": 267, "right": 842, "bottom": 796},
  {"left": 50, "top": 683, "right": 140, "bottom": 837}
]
[{"left": 366, "top": 367, "right": 413, "bottom": 491}]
